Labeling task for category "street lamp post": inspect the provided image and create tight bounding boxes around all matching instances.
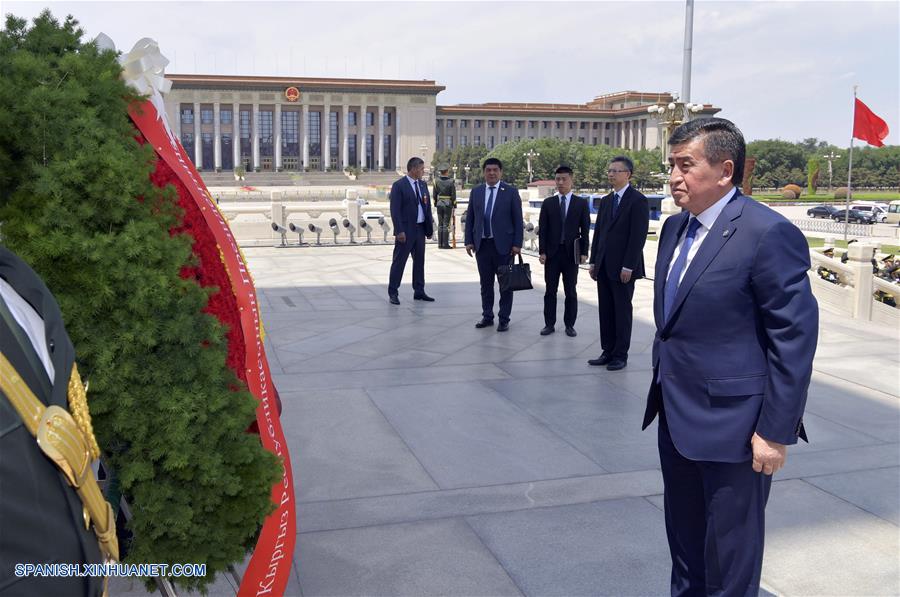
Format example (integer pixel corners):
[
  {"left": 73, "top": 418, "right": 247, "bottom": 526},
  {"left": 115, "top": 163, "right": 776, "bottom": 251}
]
[
  {"left": 523, "top": 148, "right": 540, "bottom": 183},
  {"left": 464, "top": 165, "right": 470, "bottom": 186},
  {"left": 646, "top": 100, "right": 704, "bottom": 194},
  {"left": 822, "top": 150, "right": 841, "bottom": 194}
]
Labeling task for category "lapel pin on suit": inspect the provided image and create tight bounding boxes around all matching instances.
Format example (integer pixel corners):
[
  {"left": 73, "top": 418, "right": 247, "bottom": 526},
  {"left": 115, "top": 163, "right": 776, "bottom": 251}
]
[{"left": 723, "top": 230, "right": 730, "bottom": 237}]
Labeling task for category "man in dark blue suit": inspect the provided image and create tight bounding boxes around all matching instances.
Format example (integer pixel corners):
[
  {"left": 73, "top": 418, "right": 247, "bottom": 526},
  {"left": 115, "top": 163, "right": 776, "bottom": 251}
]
[
  {"left": 388, "top": 157, "right": 434, "bottom": 305},
  {"left": 642, "top": 118, "right": 818, "bottom": 595},
  {"left": 464, "top": 158, "right": 524, "bottom": 332}
]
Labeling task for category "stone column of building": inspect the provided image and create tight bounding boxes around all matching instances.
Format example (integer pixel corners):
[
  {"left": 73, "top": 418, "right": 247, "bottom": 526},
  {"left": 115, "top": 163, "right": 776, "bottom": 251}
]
[
  {"left": 174, "top": 104, "right": 181, "bottom": 142},
  {"left": 377, "top": 104, "right": 385, "bottom": 171},
  {"left": 359, "top": 103, "right": 367, "bottom": 169},
  {"left": 322, "top": 100, "right": 330, "bottom": 171},
  {"left": 232, "top": 102, "right": 240, "bottom": 169},
  {"left": 274, "top": 103, "right": 282, "bottom": 171},
  {"left": 394, "top": 107, "right": 401, "bottom": 172},
  {"left": 193, "top": 101, "right": 201, "bottom": 167},
  {"left": 251, "top": 103, "right": 260, "bottom": 170},
  {"left": 213, "top": 102, "right": 222, "bottom": 171},
  {"left": 342, "top": 104, "right": 349, "bottom": 170},
  {"left": 301, "top": 104, "right": 309, "bottom": 170}
]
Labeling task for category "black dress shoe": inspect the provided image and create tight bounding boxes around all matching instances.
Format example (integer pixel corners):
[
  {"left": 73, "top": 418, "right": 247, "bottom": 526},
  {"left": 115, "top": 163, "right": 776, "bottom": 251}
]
[
  {"left": 588, "top": 354, "right": 612, "bottom": 366},
  {"left": 540, "top": 325, "right": 555, "bottom": 336},
  {"left": 475, "top": 318, "right": 494, "bottom": 328},
  {"left": 496, "top": 322, "right": 510, "bottom": 332},
  {"left": 389, "top": 295, "right": 400, "bottom": 305},
  {"left": 565, "top": 327, "right": 577, "bottom": 337},
  {"left": 414, "top": 293, "right": 435, "bottom": 302},
  {"left": 606, "top": 359, "right": 627, "bottom": 371}
]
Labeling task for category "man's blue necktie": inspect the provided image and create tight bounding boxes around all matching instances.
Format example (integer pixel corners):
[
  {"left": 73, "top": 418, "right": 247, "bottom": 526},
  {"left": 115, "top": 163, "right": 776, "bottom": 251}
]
[
  {"left": 414, "top": 181, "right": 422, "bottom": 203},
  {"left": 484, "top": 186, "right": 496, "bottom": 238},
  {"left": 611, "top": 192, "right": 620, "bottom": 218},
  {"left": 663, "top": 217, "right": 702, "bottom": 321}
]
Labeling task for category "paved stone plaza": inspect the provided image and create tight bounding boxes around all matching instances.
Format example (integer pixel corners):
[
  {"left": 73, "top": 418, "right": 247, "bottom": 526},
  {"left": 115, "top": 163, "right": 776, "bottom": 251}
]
[{"left": 115, "top": 243, "right": 899, "bottom": 596}]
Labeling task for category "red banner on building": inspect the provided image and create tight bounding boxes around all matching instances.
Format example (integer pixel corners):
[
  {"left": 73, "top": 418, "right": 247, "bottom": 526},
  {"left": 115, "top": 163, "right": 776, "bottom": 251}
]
[{"left": 128, "top": 99, "right": 296, "bottom": 597}]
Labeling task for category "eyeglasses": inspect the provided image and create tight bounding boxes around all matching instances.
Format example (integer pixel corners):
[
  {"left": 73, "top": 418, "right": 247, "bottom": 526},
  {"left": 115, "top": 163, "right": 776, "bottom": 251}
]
[{"left": 606, "top": 169, "right": 628, "bottom": 174}]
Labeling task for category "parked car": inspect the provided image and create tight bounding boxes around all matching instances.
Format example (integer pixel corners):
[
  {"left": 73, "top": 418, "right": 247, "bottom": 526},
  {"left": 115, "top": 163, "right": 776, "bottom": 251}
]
[
  {"left": 831, "top": 208, "right": 877, "bottom": 225},
  {"left": 887, "top": 200, "right": 900, "bottom": 225},
  {"left": 807, "top": 205, "right": 839, "bottom": 219},
  {"left": 849, "top": 203, "right": 888, "bottom": 223}
]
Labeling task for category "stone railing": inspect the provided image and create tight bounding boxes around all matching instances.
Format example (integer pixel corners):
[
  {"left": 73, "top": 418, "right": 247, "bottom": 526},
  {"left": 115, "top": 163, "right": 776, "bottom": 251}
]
[
  {"left": 791, "top": 218, "right": 875, "bottom": 237},
  {"left": 808, "top": 242, "right": 899, "bottom": 323}
]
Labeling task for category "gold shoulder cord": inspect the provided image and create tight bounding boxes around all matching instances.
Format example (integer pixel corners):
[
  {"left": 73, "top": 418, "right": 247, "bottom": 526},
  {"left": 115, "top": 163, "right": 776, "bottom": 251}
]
[
  {"left": 67, "top": 364, "right": 101, "bottom": 461},
  {"left": 0, "top": 353, "right": 119, "bottom": 590}
]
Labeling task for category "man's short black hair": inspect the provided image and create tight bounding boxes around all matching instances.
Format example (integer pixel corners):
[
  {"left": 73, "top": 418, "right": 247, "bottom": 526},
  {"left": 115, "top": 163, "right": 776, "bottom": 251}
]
[
  {"left": 407, "top": 157, "right": 424, "bottom": 171},
  {"left": 482, "top": 157, "right": 503, "bottom": 170},
  {"left": 555, "top": 165, "right": 573, "bottom": 176},
  {"left": 609, "top": 155, "right": 633, "bottom": 174},
  {"left": 669, "top": 117, "right": 746, "bottom": 186}
]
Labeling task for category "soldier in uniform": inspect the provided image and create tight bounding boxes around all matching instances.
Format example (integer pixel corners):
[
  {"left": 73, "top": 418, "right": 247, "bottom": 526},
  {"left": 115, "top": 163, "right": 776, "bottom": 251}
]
[
  {"left": 432, "top": 165, "right": 457, "bottom": 249},
  {"left": 1, "top": 245, "right": 118, "bottom": 596}
]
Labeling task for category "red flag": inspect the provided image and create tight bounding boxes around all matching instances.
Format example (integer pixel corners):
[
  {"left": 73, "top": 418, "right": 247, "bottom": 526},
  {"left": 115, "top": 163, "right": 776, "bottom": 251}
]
[{"left": 853, "top": 98, "right": 889, "bottom": 147}]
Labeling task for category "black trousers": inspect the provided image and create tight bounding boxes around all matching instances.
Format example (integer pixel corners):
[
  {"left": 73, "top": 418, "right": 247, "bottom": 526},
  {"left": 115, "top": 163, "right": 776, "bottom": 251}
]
[
  {"left": 543, "top": 247, "right": 579, "bottom": 328},
  {"left": 437, "top": 205, "right": 453, "bottom": 248},
  {"left": 658, "top": 403, "right": 771, "bottom": 597},
  {"left": 475, "top": 239, "right": 513, "bottom": 323},
  {"left": 388, "top": 224, "right": 426, "bottom": 296},
  {"left": 596, "top": 268, "right": 634, "bottom": 360}
]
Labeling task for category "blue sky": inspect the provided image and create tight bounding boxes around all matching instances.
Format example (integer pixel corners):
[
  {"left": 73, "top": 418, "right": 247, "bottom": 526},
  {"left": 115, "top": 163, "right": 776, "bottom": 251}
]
[{"left": 6, "top": 0, "right": 899, "bottom": 146}]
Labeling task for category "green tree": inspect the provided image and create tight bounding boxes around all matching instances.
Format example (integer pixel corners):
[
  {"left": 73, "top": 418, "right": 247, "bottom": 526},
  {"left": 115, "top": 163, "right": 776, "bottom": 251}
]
[
  {"left": 746, "top": 139, "right": 807, "bottom": 188},
  {"left": 0, "top": 12, "right": 279, "bottom": 591}
]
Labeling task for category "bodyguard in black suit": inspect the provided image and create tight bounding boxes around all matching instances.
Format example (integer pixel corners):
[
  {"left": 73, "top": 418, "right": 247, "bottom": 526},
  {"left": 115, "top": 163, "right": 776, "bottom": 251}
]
[
  {"left": 1, "top": 245, "right": 107, "bottom": 596},
  {"left": 588, "top": 155, "right": 649, "bottom": 370},
  {"left": 464, "top": 158, "right": 524, "bottom": 332},
  {"left": 388, "top": 157, "right": 434, "bottom": 304},
  {"left": 538, "top": 166, "right": 590, "bottom": 337}
]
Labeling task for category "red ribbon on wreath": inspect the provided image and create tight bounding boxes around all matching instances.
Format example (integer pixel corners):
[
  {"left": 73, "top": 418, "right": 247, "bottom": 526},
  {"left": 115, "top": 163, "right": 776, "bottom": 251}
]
[{"left": 129, "top": 99, "right": 296, "bottom": 597}]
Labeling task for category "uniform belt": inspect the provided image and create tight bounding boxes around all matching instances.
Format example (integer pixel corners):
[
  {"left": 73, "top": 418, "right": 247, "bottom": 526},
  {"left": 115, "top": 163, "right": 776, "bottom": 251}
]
[{"left": 0, "top": 352, "right": 119, "bottom": 564}]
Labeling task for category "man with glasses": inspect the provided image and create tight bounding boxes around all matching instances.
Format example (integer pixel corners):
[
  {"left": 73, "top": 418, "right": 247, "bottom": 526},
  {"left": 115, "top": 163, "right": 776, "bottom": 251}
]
[{"left": 587, "top": 156, "right": 649, "bottom": 370}]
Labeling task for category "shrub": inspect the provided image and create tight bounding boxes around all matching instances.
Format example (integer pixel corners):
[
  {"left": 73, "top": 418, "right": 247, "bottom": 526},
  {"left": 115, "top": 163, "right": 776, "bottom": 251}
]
[{"left": 783, "top": 183, "right": 803, "bottom": 197}]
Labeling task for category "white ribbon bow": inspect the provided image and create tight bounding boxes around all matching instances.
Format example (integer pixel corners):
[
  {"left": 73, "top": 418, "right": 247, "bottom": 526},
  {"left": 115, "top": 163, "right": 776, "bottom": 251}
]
[{"left": 95, "top": 33, "right": 177, "bottom": 144}]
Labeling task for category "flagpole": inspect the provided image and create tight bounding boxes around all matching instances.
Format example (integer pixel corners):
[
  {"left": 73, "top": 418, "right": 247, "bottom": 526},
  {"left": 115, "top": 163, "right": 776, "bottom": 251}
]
[{"left": 844, "top": 85, "right": 857, "bottom": 243}]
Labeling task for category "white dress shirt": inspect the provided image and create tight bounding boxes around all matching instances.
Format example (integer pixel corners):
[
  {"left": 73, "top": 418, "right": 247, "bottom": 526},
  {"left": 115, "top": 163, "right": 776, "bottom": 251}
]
[
  {"left": 0, "top": 277, "right": 54, "bottom": 380},
  {"left": 407, "top": 175, "right": 425, "bottom": 224},
  {"left": 666, "top": 186, "right": 737, "bottom": 287},
  {"left": 613, "top": 184, "right": 631, "bottom": 274},
  {"left": 483, "top": 183, "right": 498, "bottom": 238}
]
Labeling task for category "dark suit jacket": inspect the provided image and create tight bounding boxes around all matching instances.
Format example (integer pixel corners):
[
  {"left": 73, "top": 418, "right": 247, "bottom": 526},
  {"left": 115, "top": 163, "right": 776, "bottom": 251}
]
[
  {"left": 538, "top": 194, "right": 591, "bottom": 261},
  {"left": 642, "top": 192, "right": 819, "bottom": 463},
  {"left": 589, "top": 185, "right": 649, "bottom": 280},
  {"left": 0, "top": 245, "right": 103, "bottom": 596},
  {"left": 389, "top": 176, "right": 433, "bottom": 240},
  {"left": 464, "top": 182, "right": 524, "bottom": 255}
]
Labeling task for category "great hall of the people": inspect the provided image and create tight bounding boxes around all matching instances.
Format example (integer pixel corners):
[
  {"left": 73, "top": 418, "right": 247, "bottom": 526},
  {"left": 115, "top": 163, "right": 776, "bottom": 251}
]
[{"left": 163, "top": 74, "right": 720, "bottom": 173}]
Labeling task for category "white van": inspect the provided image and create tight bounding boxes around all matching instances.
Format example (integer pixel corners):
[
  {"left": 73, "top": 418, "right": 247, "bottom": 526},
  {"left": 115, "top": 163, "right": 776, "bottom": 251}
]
[
  {"left": 850, "top": 202, "right": 888, "bottom": 223},
  {"left": 886, "top": 200, "right": 900, "bottom": 225}
]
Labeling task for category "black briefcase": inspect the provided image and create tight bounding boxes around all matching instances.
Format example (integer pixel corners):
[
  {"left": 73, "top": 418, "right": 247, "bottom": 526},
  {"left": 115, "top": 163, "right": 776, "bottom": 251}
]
[{"left": 497, "top": 254, "right": 533, "bottom": 292}]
